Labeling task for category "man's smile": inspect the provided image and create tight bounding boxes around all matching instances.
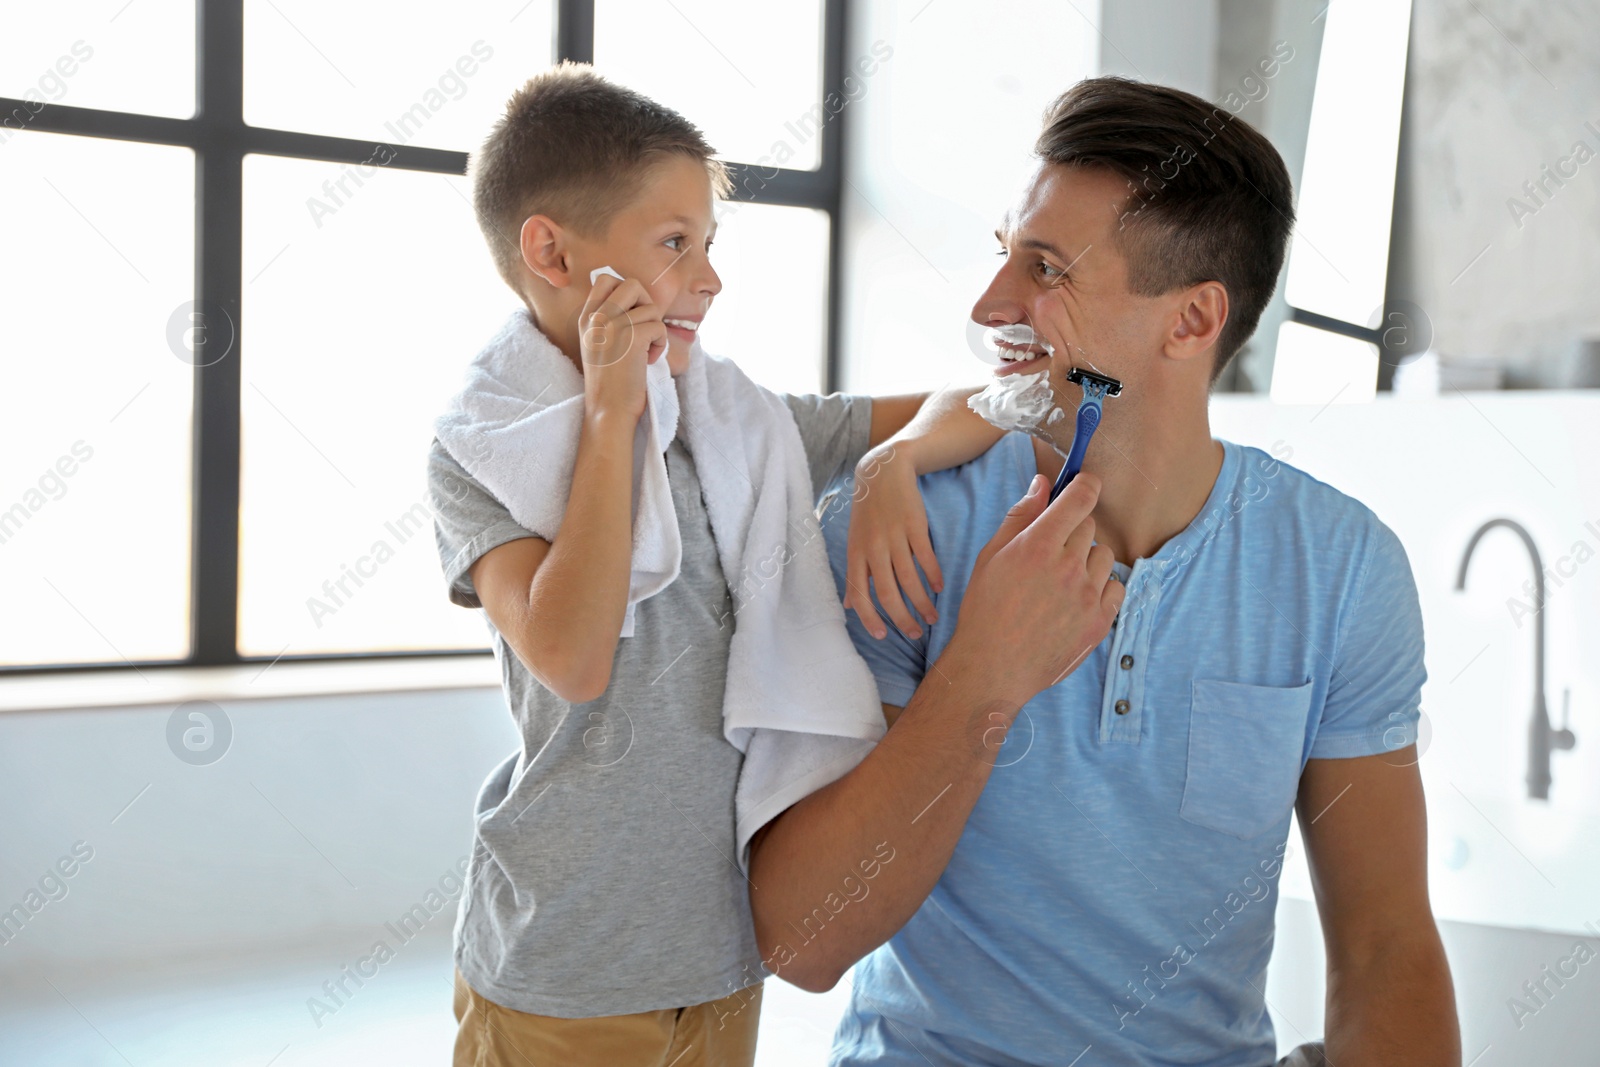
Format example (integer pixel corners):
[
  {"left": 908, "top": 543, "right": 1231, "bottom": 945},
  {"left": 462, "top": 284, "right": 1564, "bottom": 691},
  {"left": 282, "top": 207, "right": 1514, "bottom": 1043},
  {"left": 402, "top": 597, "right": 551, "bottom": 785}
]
[
  {"left": 987, "top": 323, "right": 1058, "bottom": 376},
  {"left": 992, "top": 346, "right": 1052, "bottom": 377}
]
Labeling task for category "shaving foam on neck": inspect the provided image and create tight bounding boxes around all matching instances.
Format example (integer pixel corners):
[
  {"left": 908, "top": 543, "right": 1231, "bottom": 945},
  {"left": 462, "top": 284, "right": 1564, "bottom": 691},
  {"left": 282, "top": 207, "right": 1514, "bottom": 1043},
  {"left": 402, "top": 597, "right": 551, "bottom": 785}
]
[{"left": 968, "top": 370, "right": 1056, "bottom": 434}]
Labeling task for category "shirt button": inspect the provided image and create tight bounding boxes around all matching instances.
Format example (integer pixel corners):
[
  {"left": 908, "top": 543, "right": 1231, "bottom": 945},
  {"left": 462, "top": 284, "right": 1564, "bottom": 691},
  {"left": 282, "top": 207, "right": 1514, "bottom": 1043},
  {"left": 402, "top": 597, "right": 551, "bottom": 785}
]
[
  {"left": 1120, "top": 655, "right": 1134, "bottom": 670},
  {"left": 1114, "top": 699, "right": 1130, "bottom": 715}
]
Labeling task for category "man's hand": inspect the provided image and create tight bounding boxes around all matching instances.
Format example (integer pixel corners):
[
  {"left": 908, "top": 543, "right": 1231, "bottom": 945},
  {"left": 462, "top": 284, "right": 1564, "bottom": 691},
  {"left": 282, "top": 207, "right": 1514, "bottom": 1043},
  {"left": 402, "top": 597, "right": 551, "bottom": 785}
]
[
  {"left": 748, "top": 470, "right": 1125, "bottom": 991},
  {"left": 578, "top": 274, "right": 667, "bottom": 422},
  {"left": 943, "top": 471, "right": 1124, "bottom": 707},
  {"left": 844, "top": 443, "right": 943, "bottom": 640}
]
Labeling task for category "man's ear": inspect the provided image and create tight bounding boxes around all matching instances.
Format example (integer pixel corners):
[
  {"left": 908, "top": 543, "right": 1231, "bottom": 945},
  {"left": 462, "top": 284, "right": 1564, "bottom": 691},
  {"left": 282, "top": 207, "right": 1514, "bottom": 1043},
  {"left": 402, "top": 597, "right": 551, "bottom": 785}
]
[
  {"left": 520, "top": 214, "right": 572, "bottom": 288},
  {"left": 1165, "top": 280, "right": 1228, "bottom": 365}
]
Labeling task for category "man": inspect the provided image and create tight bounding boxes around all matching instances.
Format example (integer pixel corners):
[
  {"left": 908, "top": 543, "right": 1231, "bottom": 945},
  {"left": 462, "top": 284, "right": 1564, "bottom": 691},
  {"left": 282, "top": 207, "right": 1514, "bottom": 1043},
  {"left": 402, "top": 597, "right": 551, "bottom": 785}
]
[{"left": 745, "top": 77, "right": 1459, "bottom": 1066}]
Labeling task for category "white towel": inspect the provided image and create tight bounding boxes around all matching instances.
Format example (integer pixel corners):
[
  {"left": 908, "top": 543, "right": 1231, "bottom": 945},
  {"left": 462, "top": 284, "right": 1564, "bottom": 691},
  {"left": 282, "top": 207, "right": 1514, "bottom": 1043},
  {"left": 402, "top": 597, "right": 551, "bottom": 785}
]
[
  {"left": 434, "top": 309, "right": 886, "bottom": 753},
  {"left": 433, "top": 309, "right": 680, "bottom": 638}
]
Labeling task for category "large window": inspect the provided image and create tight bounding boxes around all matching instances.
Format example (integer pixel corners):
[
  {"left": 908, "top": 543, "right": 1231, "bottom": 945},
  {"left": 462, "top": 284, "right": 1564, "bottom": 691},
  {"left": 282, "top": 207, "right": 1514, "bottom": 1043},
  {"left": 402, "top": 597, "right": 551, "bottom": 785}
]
[{"left": 0, "top": 0, "right": 845, "bottom": 673}]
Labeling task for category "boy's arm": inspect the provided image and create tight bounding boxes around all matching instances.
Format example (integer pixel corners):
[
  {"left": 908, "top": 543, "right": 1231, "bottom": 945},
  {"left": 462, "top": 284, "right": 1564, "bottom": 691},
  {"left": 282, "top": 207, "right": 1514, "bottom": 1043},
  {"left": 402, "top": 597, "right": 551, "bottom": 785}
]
[
  {"left": 870, "top": 385, "right": 1006, "bottom": 475},
  {"left": 469, "top": 276, "right": 665, "bottom": 704},
  {"left": 866, "top": 393, "right": 930, "bottom": 449},
  {"left": 845, "top": 384, "right": 1004, "bottom": 640},
  {"left": 468, "top": 408, "right": 636, "bottom": 703}
]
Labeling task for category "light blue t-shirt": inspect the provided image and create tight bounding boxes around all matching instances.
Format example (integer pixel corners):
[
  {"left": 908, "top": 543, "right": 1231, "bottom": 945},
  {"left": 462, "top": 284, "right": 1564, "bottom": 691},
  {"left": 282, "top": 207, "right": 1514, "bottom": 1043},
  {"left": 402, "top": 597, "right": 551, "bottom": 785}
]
[{"left": 819, "top": 432, "right": 1425, "bottom": 1067}]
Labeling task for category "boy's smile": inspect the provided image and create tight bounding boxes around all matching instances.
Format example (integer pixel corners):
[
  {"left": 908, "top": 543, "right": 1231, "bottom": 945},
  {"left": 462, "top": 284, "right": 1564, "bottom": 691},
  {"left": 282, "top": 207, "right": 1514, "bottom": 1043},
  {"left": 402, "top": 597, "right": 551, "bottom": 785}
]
[{"left": 662, "top": 312, "right": 704, "bottom": 350}]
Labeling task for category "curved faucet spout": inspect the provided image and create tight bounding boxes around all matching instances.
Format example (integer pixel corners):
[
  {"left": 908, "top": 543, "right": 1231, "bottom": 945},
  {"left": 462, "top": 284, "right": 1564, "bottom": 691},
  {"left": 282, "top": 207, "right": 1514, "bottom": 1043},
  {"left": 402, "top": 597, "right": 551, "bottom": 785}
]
[
  {"left": 1456, "top": 518, "right": 1572, "bottom": 800},
  {"left": 1456, "top": 519, "right": 1544, "bottom": 705}
]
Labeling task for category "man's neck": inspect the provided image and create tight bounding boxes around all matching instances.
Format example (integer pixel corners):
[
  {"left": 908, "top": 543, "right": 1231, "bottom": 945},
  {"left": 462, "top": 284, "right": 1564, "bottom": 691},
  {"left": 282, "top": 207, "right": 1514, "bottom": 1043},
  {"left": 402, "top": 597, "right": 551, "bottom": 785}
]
[{"left": 1032, "top": 407, "right": 1224, "bottom": 566}]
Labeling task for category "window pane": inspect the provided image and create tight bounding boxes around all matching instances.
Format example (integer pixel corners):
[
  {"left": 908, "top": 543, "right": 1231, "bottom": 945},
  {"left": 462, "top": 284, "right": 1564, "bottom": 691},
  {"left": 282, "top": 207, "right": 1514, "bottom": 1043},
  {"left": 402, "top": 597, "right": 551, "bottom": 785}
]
[
  {"left": 701, "top": 201, "right": 828, "bottom": 395},
  {"left": 1283, "top": 0, "right": 1408, "bottom": 326},
  {"left": 0, "top": 134, "right": 194, "bottom": 667},
  {"left": 594, "top": 0, "right": 824, "bottom": 170},
  {"left": 239, "top": 155, "right": 517, "bottom": 656},
  {"left": 242, "top": 1, "right": 554, "bottom": 152},
  {"left": 0, "top": 2, "right": 195, "bottom": 120}
]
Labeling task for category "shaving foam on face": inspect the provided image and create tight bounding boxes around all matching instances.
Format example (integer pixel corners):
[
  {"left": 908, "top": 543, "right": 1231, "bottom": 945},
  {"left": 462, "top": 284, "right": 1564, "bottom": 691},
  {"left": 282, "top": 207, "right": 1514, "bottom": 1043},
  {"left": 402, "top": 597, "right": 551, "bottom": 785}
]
[{"left": 968, "top": 369, "right": 1057, "bottom": 434}]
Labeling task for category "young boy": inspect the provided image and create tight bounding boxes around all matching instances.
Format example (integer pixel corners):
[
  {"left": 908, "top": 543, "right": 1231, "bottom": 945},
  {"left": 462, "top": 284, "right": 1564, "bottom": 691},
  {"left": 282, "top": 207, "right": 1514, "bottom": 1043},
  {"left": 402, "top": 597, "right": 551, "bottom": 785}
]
[{"left": 427, "top": 64, "right": 997, "bottom": 1066}]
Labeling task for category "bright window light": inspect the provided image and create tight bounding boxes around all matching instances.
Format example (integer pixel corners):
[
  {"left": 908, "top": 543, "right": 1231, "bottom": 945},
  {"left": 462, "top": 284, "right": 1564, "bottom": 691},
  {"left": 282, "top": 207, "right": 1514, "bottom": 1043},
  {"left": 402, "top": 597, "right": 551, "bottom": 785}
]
[
  {"left": 838, "top": 0, "right": 1099, "bottom": 394},
  {"left": 0, "top": 2, "right": 195, "bottom": 120},
  {"left": 1269, "top": 320, "right": 1379, "bottom": 406},
  {"left": 238, "top": 154, "right": 517, "bottom": 657},
  {"left": 700, "top": 201, "right": 828, "bottom": 396},
  {"left": 0, "top": 133, "right": 194, "bottom": 666},
  {"left": 1284, "top": 0, "right": 1413, "bottom": 326},
  {"left": 594, "top": 0, "right": 824, "bottom": 170},
  {"left": 242, "top": 1, "right": 555, "bottom": 151}
]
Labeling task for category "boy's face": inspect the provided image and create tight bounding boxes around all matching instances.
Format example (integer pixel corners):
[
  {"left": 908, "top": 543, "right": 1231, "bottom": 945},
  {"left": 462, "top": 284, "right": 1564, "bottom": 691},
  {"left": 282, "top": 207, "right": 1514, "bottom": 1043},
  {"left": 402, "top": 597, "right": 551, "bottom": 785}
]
[
  {"left": 566, "top": 154, "right": 722, "bottom": 376},
  {"left": 971, "top": 163, "right": 1175, "bottom": 429}
]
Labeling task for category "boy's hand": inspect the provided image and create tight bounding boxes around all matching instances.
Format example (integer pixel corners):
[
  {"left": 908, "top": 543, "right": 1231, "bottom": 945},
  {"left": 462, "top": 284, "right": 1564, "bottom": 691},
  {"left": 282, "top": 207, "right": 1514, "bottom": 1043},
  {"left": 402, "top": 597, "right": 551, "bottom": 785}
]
[
  {"left": 940, "top": 473, "right": 1123, "bottom": 708},
  {"left": 843, "top": 443, "right": 944, "bottom": 641},
  {"left": 578, "top": 274, "right": 667, "bottom": 422}
]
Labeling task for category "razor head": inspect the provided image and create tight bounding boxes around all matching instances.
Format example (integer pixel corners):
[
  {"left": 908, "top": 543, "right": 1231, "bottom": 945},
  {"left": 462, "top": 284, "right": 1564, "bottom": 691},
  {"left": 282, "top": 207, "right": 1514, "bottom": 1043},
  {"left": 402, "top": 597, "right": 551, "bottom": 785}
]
[{"left": 1067, "top": 367, "right": 1123, "bottom": 397}]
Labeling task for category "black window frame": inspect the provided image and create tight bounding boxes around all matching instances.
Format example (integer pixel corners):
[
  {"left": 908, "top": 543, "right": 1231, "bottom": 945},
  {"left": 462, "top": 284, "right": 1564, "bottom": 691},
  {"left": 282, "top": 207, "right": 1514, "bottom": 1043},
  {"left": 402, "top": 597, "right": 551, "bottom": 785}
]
[{"left": 0, "top": 0, "right": 850, "bottom": 677}]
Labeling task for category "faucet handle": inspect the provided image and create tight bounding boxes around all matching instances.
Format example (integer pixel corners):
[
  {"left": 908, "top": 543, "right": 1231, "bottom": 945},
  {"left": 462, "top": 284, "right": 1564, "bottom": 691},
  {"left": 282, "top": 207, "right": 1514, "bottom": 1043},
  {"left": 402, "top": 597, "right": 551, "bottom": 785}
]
[{"left": 1553, "top": 688, "right": 1577, "bottom": 751}]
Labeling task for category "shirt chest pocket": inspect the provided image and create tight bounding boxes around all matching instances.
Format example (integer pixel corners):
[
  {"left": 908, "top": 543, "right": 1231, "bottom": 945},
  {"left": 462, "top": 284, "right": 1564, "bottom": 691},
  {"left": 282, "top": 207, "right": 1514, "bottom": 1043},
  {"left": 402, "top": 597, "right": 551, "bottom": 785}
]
[{"left": 1179, "top": 678, "right": 1315, "bottom": 840}]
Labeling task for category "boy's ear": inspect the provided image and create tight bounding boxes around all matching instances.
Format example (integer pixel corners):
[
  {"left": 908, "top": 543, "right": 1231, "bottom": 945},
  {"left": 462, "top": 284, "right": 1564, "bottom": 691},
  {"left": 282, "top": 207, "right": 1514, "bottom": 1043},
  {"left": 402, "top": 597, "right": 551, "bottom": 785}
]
[
  {"left": 520, "top": 214, "right": 572, "bottom": 288},
  {"left": 1164, "top": 280, "right": 1228, "bottom": 365}
]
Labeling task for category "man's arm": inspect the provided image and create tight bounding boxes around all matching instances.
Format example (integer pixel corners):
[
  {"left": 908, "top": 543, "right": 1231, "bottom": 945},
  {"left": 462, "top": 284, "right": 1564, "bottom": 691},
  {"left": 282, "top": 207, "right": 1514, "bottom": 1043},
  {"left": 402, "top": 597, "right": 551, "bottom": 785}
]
[
  {"left": 1298, "top": 750, "right": 1460, "bottom": 1065},
  {"left": 746, "top": 668, "right": 1005, "bottom": 995},
  {"left": 748, "top": 472, "right": 1124, "bottom": 992}
]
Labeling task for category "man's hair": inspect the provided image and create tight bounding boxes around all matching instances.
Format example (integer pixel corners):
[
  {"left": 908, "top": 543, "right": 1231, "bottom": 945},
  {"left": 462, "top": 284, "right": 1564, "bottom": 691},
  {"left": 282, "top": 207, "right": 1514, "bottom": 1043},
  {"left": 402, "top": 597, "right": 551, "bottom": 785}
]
[
  {"left": 470, "top": 62, "right": 732, "bottom": 291},
  {"left": 1034, "top": 77, "right": 1295, "bottom": 382}
]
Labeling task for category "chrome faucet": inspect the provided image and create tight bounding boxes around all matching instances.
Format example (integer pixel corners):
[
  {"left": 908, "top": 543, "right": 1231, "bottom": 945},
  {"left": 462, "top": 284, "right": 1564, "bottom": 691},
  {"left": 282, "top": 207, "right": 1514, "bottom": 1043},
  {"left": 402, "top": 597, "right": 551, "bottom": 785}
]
[{"left": 1456, "top": 518, "right": 1577, "bottom": 800}]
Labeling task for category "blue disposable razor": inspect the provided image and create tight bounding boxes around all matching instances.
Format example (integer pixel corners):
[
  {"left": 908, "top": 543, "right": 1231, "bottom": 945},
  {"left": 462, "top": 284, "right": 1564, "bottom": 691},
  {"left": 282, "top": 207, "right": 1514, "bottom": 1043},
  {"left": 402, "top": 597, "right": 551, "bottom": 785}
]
[{"left": 1048, "top": 368, "right": 1123, "bottom": 502}]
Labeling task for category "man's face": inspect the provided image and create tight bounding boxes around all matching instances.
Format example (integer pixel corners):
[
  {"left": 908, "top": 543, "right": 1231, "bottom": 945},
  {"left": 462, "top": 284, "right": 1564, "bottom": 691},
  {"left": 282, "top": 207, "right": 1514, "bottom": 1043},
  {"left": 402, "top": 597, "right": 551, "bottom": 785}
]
[
  {"left": 972, "top": 163, "right": 1170, "bottom": 446},
  {"left": 566, "top": 154, "right": 722, "bottom": 376}
]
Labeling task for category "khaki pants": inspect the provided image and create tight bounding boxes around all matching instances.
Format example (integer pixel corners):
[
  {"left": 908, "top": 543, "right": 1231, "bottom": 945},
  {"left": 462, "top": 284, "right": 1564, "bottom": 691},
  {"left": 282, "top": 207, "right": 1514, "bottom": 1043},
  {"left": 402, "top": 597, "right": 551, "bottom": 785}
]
[{"left": 452, "top": 969, "right": 762, "bottom": 1067}]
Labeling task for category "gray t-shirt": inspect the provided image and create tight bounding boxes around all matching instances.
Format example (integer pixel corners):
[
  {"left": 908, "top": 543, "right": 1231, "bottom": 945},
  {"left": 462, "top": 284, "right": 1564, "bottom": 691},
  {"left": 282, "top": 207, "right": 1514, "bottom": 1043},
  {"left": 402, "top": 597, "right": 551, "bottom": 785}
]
[{"left": 427, "top": 389, "right": 873, "bottom": 1018}]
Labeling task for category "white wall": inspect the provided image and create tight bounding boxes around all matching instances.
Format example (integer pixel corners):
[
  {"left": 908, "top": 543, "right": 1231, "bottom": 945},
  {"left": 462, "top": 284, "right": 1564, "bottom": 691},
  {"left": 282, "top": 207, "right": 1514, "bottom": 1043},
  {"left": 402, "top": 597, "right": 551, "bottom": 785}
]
[
  {"left": 0, "top": 688, "right": 516, "bottom": 974},
  {"left": 1390, "top": 0, "right": 1600, "bottom": 387},
  {"left": 1215, "top": 390, "right": 1600, "bottom": 1058},
  {"left": 837, "top": 0, "right": 1099, "bottom": 395},
  {"left": 1213, "top": 391, "right": 1600, "bottom": 941},
  {"left": 0, "top": 687, "right": 516, "bottom": 1064},
  {"left": 1098, "top": 0, "right": 1219, "bottom": 96}
]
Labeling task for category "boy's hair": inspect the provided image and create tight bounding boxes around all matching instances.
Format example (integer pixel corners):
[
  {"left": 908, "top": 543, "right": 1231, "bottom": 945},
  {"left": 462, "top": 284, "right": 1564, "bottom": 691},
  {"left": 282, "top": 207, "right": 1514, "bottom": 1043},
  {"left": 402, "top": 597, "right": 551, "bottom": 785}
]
[
  {"left": 1034, "top": 77, "right": 1295, "bottom": 383},
  {"left": 471, "top": 62, "right": 732, "bottom": 291}
]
